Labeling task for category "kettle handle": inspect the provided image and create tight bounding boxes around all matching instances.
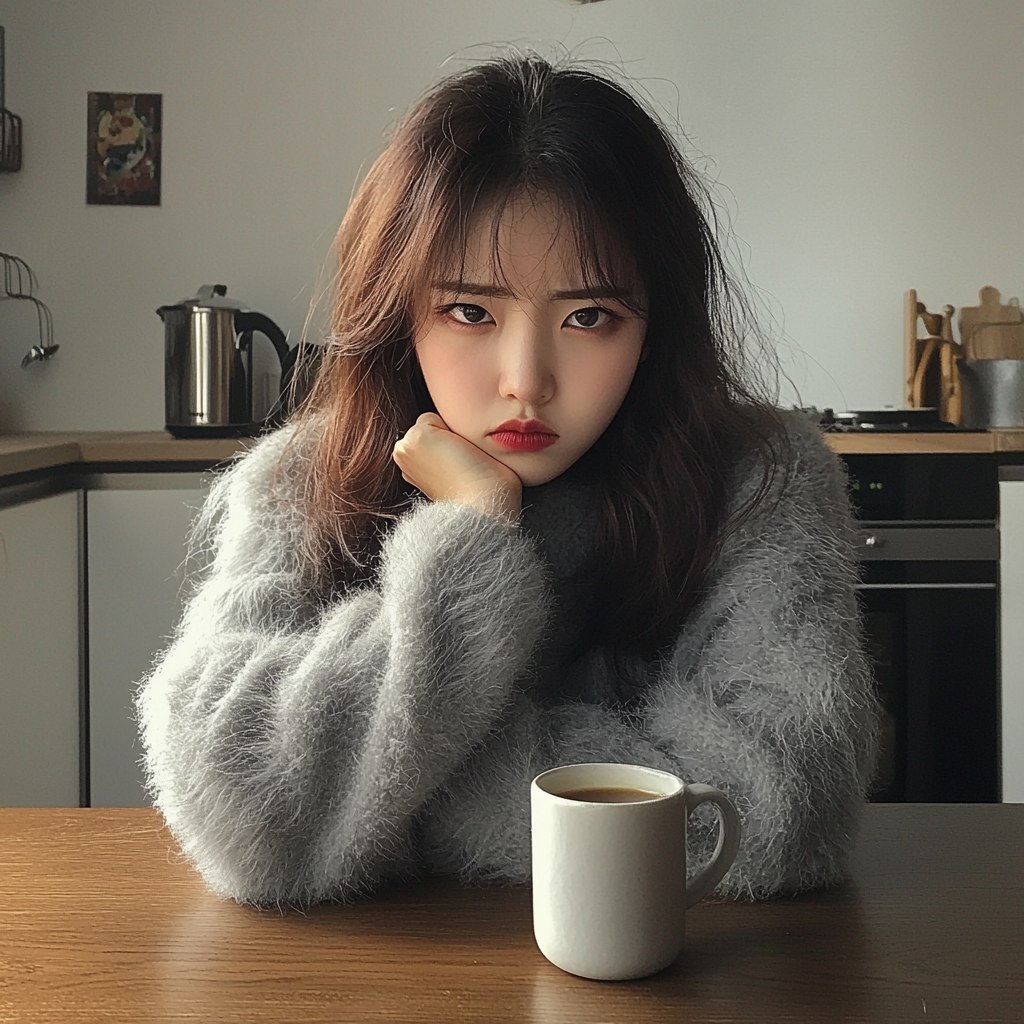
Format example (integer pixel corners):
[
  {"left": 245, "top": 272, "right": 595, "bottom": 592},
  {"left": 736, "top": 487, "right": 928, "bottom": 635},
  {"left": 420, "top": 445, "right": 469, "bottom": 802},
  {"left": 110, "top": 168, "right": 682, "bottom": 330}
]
[{"left": 234, "top": 311, "right": 291, "bottom": 368}]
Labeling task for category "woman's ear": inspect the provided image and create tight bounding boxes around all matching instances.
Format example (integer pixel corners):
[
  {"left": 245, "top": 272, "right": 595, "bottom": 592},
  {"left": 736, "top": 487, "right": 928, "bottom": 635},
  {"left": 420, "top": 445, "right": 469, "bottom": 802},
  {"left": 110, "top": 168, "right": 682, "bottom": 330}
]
[{"left": 640, "top": 344, "right": 650, "bottom": 362}]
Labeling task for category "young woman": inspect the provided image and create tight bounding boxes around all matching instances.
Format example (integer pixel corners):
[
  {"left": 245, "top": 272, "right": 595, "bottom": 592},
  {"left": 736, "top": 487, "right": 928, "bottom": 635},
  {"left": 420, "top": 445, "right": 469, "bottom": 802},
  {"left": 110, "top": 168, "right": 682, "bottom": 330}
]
[{"left": 136, "top": 55, "right": 881, "bottom": 908}]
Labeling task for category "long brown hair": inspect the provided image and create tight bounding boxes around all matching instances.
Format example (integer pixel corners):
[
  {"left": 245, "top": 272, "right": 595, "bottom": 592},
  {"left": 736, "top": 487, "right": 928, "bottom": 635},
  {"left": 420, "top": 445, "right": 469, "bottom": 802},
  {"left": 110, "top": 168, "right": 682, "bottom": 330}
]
[{"left": 289, "top": 54, "right": 783, "bottom": 657}]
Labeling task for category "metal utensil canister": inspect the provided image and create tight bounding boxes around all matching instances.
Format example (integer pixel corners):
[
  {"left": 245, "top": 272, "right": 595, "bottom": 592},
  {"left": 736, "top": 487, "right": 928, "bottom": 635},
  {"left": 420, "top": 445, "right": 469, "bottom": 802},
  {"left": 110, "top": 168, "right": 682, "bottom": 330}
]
[{"left": 959, "top": 359, "right": 1024, "bottom": 428}]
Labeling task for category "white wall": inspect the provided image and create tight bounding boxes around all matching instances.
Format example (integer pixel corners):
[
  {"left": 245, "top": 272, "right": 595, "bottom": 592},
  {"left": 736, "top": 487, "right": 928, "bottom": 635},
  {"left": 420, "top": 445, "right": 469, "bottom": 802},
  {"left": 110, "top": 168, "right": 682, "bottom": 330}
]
[{"left": 0, "top": 0, "right": 1021, "bottom": 430}]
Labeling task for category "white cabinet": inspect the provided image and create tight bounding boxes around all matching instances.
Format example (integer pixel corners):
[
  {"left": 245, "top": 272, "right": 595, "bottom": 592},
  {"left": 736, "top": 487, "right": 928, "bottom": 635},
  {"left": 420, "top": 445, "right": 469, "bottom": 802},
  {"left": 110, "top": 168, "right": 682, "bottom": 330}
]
[
  {"left": 87, "top": 474, "right": 209, "bottom": 807},
  {"left": 1001, "top": 475, "right": 1024, "bottom": 803},
  {"left": 0, "top": 489, "right": 81, "bottom": 806}
]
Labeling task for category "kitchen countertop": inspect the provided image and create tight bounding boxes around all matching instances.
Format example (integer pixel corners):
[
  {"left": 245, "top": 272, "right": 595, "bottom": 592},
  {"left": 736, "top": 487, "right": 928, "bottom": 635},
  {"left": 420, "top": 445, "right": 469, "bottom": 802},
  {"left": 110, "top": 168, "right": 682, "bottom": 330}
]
[
  {"left": 0, "top": 431, "right": 254, "bottom": 478},
  {"left": 823, "top": 428, "right": 1024, "bottom": 454},
  {"left": 2, "top": 427, "right": 1024, "bottom": 482}
]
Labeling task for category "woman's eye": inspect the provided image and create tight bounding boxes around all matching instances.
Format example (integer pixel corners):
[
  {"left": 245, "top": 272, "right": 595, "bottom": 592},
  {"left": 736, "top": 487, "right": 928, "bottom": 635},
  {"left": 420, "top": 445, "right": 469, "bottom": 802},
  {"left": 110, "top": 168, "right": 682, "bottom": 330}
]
[
  {"left": 565, "top": 307, "right": 613, "bottom": 330},
  {"left": 446, "top": 303, "right": 494, "bottom": 325}
]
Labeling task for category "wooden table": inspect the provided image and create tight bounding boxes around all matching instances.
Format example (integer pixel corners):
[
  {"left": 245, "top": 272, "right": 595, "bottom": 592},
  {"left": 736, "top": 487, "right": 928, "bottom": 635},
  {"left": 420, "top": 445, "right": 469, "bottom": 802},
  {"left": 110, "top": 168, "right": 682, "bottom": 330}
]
[{"left": 2, "top": 804, "right": 1022, "bottom": 1023}]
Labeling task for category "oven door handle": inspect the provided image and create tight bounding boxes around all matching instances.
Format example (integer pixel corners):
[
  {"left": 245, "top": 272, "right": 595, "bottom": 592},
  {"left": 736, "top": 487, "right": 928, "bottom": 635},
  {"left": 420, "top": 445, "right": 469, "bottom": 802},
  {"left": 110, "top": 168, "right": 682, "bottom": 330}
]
[
  {"left": 856, "top": 582, "right": 997, "bottom": 590},
  {"left": 858, "top": 527, "right": 999, "bottom": 561}
]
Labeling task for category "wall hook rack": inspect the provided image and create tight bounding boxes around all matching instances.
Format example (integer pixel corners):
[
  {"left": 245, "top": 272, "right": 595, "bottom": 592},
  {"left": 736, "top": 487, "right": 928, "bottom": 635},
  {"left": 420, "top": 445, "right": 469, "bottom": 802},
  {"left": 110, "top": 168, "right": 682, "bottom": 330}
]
[
  {"left": 1, "top": 252, "right": 58, "bottom": 367},
  {"left": 0, "top": 27, "right": 23, "bottom": 172}
]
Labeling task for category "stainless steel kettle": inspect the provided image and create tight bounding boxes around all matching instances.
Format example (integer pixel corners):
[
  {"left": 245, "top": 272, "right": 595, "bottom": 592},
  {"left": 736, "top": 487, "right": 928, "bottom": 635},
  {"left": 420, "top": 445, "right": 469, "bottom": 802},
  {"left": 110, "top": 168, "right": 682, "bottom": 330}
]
[{"left": 158, "top": 284, "right": 291, "bottom": 438}]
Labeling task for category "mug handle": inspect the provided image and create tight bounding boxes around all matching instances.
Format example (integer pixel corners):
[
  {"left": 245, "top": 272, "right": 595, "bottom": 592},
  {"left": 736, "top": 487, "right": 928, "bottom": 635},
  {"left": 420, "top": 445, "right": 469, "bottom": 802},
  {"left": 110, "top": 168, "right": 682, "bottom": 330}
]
[{"left": 684, "top": 783, "right": 742, "bottom": 908}]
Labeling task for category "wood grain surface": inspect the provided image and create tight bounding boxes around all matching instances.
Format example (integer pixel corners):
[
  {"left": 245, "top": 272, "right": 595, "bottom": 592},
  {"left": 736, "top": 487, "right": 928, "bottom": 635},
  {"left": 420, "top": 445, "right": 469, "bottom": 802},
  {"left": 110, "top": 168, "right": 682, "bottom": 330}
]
[
  {"left": 2, "top": 804, "right": 1022, "bottom": 1023},
  {"left": 0, "top": 432, "right": 251, "bottom": 478},
  {"left": 823, "top": 428, "right": 1024, "bottom": 454},
  {"left": 2, "top": 429, "right": 1024, "bottom": 484}
]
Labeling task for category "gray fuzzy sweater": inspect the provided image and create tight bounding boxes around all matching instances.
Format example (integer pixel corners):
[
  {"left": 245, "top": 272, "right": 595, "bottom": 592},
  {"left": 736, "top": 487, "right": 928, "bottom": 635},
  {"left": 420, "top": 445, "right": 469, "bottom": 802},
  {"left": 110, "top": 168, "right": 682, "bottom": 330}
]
[{"left": 136, "top": 411, "right": 880, "bottom": 907}]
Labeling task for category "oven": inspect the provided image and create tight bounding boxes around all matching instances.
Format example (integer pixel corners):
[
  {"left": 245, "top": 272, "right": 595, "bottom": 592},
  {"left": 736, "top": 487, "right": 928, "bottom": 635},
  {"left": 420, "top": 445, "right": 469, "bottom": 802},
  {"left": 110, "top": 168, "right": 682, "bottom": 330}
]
[{"left": 843, "top": 454, "right": 1000, "bottom": 802}]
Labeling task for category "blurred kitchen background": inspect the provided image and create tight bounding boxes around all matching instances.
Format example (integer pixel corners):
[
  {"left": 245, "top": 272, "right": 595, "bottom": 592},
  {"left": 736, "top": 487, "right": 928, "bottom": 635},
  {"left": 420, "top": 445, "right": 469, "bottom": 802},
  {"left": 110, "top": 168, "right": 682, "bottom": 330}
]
[
  {"left": 0, "top": 0, "right": 1022, "bottom": 431},
  {"left": 2, "top": 1, "right": 1023, "bottom": 813}
]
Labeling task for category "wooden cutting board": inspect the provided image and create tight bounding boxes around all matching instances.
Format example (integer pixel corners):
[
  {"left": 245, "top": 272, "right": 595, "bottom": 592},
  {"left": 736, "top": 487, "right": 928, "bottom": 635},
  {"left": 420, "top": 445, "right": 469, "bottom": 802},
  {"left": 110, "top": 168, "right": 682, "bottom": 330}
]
[{"left": 958, "top": 286, "right": 1024, "bottom": 360}]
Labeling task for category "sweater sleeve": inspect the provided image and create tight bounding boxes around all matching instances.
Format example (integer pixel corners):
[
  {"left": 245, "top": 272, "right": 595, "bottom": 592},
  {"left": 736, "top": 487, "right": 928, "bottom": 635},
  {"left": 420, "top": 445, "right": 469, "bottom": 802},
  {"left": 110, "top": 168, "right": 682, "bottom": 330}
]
[
  {"left": 135, "top": 425, "right": 552, "bottom": 907},
  {"left": 417, "top": 415, "right": 882, "bottom": 899}
]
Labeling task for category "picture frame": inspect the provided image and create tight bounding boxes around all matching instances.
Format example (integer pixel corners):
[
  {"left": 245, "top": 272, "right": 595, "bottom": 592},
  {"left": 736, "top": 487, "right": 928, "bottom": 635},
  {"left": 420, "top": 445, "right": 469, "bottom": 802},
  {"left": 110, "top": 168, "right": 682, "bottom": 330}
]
[{"left": 86, "top": 92, "right": 161, "bottom": 206}]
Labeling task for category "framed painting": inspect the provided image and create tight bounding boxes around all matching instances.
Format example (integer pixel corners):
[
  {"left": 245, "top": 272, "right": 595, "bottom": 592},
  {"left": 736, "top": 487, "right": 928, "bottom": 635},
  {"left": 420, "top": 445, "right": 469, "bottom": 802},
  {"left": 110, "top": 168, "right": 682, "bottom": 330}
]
[{"left": 86, "top": 92, "right": 162, "bottom": 206}]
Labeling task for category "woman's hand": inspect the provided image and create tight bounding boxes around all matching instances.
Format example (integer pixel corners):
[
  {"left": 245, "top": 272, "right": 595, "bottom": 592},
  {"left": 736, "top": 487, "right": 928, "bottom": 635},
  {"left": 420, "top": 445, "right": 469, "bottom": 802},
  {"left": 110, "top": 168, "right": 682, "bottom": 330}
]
[{"left": 393, "top": 413, "right": 523, "bottom": 520}]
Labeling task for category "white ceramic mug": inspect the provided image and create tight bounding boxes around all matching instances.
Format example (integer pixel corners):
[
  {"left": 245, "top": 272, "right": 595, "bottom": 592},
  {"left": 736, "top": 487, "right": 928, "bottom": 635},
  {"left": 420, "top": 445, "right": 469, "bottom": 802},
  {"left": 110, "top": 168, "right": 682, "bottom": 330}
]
[{"left": 531, "top": 762, "right": 741, "bottom": 981}]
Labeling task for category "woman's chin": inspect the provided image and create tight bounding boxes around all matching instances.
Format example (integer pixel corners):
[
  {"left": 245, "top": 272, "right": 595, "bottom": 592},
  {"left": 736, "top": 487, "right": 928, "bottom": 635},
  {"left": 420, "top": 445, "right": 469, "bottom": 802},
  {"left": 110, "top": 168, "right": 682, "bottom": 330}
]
[{"left": 503, "top": 457, "right": 573, "bottom": 489}]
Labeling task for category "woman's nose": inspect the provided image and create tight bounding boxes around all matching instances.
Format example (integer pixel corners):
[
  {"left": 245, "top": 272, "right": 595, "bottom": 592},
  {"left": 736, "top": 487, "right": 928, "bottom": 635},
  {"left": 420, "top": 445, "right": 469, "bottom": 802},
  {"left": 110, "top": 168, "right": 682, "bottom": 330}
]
[{"left": 497, "top": 315, "right": 555, "bottom": 406}]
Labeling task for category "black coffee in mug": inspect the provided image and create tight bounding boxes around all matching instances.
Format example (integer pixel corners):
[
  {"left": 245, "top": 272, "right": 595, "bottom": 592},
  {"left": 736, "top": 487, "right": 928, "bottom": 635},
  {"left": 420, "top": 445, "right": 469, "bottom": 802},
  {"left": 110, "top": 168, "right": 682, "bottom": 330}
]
[{"left": 558, "top": 786, "right": 662, "bottom": 803}]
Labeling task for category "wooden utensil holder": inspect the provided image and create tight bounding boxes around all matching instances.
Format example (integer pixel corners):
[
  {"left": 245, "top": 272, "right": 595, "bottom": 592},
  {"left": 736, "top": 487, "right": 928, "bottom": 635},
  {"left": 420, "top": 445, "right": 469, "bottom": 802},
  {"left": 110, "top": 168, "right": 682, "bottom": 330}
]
[{"left": 904, "top": 289, "right": 962, "bottom": 424}]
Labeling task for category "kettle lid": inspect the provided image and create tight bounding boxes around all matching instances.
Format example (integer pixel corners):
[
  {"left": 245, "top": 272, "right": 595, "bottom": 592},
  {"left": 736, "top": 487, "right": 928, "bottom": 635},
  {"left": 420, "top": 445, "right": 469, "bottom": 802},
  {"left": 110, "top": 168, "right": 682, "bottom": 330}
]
[{"left": 168, "top": 284, "right": 247, "bottom": 311}]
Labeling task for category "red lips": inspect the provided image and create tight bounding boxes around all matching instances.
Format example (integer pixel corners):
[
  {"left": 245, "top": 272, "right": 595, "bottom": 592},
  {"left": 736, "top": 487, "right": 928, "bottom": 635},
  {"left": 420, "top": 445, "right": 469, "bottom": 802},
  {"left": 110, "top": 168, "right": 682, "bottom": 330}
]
[
  {"left": 492, "top": 418, "right": 556, "bottom": 434},
  {"left": 489, "top": 418, "right": 559, "bottom": 452}
]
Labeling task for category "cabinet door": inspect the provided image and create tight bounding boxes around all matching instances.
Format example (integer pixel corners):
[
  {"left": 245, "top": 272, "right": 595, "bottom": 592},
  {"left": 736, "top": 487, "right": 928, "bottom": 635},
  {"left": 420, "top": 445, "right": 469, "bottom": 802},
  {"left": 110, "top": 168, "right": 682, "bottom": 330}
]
[
  {"left": 87, "top": 475, "right": 209, "bottom": 807},
  {"left": 1001, "top": 479, "right": 1024, "bottom": 803},
  {"left": 0, "top": 490, "right": 81, "bottom": 806}
]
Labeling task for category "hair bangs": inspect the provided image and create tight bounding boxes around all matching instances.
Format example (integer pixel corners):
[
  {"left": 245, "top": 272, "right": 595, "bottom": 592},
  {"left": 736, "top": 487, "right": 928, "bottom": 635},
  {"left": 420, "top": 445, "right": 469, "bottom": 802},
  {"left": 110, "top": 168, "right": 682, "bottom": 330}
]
[{"left": 419, "top": 178, "right": 647, "bottom": 318}]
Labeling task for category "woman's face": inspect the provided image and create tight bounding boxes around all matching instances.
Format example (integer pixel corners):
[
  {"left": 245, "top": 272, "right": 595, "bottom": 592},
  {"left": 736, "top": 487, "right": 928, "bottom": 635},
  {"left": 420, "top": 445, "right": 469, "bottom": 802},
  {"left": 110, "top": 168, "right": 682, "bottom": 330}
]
[{"left": 414, "top": 199, "right": 648, "bottom": 487}]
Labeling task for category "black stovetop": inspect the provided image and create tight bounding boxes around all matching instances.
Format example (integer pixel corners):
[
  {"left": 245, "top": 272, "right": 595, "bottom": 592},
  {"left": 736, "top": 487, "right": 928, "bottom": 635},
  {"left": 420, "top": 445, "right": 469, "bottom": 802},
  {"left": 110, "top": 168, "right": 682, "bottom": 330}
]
[{"left": 809, "top": 408, "right": 986, "bottom": 433}]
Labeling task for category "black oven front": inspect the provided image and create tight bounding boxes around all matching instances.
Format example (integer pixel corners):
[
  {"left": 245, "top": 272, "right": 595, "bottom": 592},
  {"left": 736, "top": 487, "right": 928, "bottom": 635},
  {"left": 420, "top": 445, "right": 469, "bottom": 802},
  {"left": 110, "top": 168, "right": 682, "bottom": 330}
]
[{"left": 843, "top": 454, "right": 1000, "bottom": 803}]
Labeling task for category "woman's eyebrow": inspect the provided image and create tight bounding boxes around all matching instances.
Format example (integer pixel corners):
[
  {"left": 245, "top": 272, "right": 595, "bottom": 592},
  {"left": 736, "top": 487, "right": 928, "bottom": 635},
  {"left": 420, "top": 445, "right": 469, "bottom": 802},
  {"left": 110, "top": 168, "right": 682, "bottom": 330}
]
[
  {"left": 549, "top": 287, "right": 634, "bottom": 301},
  {"left": 433, "top": 281, "right": 513, "bottom": 298},
  {"left": 432, "top": 281, "right": 635, "bottom": 302}
]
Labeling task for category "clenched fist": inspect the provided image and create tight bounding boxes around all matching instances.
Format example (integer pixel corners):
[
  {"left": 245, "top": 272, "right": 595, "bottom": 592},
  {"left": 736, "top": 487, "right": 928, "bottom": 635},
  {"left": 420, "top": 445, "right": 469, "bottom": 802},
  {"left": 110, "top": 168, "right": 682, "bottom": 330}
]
[{"left": 393, "top": 413, "right": 523, "bottom": 520}]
